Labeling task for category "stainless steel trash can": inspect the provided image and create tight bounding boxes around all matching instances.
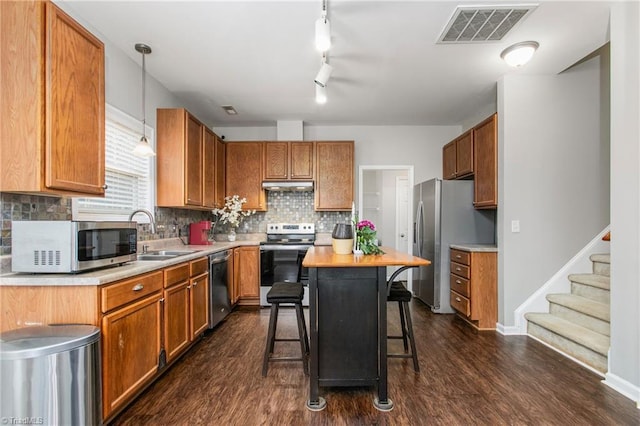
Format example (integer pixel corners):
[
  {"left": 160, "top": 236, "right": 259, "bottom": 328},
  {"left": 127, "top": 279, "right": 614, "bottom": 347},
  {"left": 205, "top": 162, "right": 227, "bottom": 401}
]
[{"left": 0, "top": 325, "right": 102, "bottom": 425}]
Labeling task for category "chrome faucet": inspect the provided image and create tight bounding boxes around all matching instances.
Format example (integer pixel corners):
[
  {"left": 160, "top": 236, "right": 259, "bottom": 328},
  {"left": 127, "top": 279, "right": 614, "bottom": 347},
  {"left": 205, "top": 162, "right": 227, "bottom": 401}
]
[{"left": 129, "top": 209, "right": 156, "bottom": 234}]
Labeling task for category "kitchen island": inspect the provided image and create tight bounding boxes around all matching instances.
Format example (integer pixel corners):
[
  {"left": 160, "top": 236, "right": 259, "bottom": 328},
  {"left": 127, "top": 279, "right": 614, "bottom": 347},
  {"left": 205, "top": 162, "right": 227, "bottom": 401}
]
[{"left": 302, "top": 246, "right": 430, "bottom": 411}]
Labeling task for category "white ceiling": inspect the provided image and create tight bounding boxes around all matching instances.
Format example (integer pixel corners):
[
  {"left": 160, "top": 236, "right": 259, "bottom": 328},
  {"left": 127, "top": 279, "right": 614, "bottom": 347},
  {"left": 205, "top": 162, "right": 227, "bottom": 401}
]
[{"left": 59, "top": 0, "right": 611, "bottom": 127}]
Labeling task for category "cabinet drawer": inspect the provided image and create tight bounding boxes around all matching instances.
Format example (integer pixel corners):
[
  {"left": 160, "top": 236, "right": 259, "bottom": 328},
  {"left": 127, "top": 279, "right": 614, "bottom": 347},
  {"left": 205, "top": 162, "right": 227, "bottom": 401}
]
[
  {"left": 190, "top": 257, "right": 208, "bottom": 277},
  {"left": 450, "top": 291, "right": 470, "bottom": 317},
  {"left": 101, "top": 271, "right": 163, "bottom": 313},
  {"left": 450, "top": 262, "right": 470, "bottom": 279},
  {"left": 164, "top": 262, "right": 190, "bottom": 288},
  {"left": 450, "top": 274, "right": 470, "bottom": 298},
  {"left": 450, "top": 249, "right": 470, "bottom": 265}
]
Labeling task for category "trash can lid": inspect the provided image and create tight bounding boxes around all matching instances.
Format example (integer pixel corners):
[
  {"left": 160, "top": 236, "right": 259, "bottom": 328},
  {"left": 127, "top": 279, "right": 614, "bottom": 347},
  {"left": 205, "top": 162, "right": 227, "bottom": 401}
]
[{"left": 0, "top": 325, "right": 100, "bottom": 360}]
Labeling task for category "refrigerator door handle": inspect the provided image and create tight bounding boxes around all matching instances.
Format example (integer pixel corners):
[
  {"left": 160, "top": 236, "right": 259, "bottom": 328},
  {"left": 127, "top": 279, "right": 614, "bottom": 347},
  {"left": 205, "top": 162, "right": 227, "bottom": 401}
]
[{"left": 416, "top": 201, "right": 424, "bottom": 257}]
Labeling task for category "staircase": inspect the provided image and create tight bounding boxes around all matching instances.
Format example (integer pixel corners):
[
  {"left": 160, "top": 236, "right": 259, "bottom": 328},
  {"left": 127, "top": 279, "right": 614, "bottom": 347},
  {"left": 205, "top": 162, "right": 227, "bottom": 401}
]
[{"left": 525, "top": 253, "right": 610, "bottom": 374}]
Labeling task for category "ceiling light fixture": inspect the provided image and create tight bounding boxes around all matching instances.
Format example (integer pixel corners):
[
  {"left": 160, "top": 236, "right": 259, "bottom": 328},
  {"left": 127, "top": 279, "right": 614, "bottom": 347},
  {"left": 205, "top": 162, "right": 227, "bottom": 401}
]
[
  {"left": 315, "top": 0, "right": 331, "bottom": 52},
  {"left": 222, "top": 105, "right": 238, "bottom": 115},
  {"left": 315, "top": 84, "right": 327, "bottom": 104},
  {"left": 314, "top": 54, "right": 333, "bottom": 87},
  {"left": 500, "top": 41, "right": 539, "bottom": 67},
  {"left": 133, "top": 43, "right": 156, "bottom": 157}
]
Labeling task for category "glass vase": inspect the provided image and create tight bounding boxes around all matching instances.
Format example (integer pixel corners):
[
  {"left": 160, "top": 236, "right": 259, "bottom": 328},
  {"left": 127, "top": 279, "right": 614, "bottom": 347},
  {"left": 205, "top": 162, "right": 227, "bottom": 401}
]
[{"left": 228, "top": 229, "right": 236, "bottom": 242}]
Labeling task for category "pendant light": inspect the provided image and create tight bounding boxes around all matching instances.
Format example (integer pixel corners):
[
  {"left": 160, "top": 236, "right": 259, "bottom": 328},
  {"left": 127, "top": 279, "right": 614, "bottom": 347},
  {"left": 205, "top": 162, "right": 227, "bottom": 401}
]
[{"left": 133, "top": 43, "right": 156, "bottom": 157}]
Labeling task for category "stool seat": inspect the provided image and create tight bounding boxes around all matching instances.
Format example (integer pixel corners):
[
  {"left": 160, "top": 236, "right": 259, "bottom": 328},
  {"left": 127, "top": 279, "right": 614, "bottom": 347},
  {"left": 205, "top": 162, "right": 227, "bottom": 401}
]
[
  {"left": 389, "top": 281, "right": 412, "bottom": 302},
  {"left": 267, "top": 282, "right": 304, "bottom": 303}
]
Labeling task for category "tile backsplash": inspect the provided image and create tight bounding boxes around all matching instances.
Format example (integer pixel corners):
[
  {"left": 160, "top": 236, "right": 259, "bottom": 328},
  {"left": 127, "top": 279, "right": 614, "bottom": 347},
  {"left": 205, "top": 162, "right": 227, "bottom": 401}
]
[{"left": 0, "top": 191, "right": 350, "bottom": 255}]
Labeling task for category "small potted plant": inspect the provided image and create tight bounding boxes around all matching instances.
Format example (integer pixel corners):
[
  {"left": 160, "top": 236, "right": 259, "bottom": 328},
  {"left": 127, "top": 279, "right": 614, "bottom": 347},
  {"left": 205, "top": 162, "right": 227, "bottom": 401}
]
[
  {"left": 355, "top": 219, "right": 385, "bottom": 255},
  {"left": 212, "top": 195, "right": 255, "bottom": 241}
]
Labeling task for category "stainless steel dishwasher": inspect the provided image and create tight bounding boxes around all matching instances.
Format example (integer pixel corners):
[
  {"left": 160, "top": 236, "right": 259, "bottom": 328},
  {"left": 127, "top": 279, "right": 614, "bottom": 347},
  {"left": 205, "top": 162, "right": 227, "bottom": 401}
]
[{"left": 209, "top": 250, "right": 232, "bottom": 328}]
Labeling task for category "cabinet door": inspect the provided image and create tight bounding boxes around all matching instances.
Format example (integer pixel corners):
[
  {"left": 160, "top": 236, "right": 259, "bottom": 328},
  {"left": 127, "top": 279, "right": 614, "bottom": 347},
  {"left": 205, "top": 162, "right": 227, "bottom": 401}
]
[
  {"left": 190, "top": 272, "right": 209, "bottom": 339},
  {"left": 315, "top": 141, "right": 354, "bottom": 211},
  {"left": 214, "top": 136, "right": 226, "bottom": 208},
  {"left": 290, "top": 142, "right": 314, "bottom": 180},
  {"left": 234, "top": 246, "right": 259, "bottom": 303},
  {"left": 264, "top": 142, "right": 289, "bottom": 180},
  {"left": 442, "top": 140, "right": 457, "bottom": 180},
  {"left": 203, "top": 127, "right": 216, "bottom": 208},
  {"left": 455, "top": 131, "right": 473, "bottom": 178},
  {"left": 228, "top": 249, "right": 238, "bottom": 305},
  {"left": 164, "top": 281, "right": 190, "bottom": 363},
  {"left": 45, "top": 2, "right": 105, "bottom": 195},
  {"left": 102, "top": 293, "right": 162, "bottom": 419},
  {"left": 226, "top": 142, "right": 266, "bottom": 211},
  {"left": 185, "top": 114, "right": 203, "bottom": 206},
  {"left": 473, "top": 114, "right": 497, "bottom": 209}
]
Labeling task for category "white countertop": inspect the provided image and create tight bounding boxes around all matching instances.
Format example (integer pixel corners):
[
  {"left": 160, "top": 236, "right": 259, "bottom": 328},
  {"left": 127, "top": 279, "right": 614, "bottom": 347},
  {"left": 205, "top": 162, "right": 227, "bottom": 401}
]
[{"left": 450, "top": 244, "right": 498, "bottom": 252}]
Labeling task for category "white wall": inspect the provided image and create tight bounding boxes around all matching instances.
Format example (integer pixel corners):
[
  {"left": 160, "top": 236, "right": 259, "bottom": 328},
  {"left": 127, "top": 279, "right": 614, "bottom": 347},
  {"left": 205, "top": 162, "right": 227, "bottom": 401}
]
[
  {"left": 497, "top": 54, "right": 610, "bottom": 327},
  {"left": 606, "top": 0, "right": 640, "bottom": 402}
]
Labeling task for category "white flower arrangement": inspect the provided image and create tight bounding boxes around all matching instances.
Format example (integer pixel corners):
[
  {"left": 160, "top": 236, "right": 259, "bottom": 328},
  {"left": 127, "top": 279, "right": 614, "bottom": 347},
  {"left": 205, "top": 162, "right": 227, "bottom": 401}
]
[{"left": 212, "top": 195, "right": 255, "bottom": 229}]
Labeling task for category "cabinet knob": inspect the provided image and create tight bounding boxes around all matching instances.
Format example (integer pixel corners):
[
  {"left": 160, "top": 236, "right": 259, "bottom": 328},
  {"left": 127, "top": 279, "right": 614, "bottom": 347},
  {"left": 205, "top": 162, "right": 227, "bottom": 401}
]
[
  {"left": 455, "top": 297, "right": 461, "bottom": 302},
  {"left": 193, "top": 282, "right": 197, "bottom": 287},
  {"left": 456, "top": 280, "right": 461, "bottom": 284},
  {"left": 159, "top": 298, "right": 165, "bottom": 303},
  {"left": 456, "top": 267, "right": 461, "bottom": 271},
  {"left": 102, "top": 184, "right": 109, "bottom": 190},
  {"left": 132, "top": 283, "right": 144, "bottom": 291}
]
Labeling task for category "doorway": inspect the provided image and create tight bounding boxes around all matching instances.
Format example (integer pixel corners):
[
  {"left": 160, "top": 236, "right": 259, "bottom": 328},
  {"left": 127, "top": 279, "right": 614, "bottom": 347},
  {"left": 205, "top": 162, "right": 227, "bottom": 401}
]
[{"left": 358, "top": 165, "right": 414, "bottom": 283}]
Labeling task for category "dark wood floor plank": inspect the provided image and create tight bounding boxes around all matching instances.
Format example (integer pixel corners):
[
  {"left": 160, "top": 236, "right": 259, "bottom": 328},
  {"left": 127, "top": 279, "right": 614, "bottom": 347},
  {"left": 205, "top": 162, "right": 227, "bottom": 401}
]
[{"left": 112, "top": 301, "right": 639, "bottom": 425}]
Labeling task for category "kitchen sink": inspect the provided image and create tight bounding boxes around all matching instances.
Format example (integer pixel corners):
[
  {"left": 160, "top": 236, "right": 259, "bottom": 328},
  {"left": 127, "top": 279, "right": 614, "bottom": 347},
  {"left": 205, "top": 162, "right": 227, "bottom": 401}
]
[{"left": 137, "top": 249, "right": 200, "bottom": 261}]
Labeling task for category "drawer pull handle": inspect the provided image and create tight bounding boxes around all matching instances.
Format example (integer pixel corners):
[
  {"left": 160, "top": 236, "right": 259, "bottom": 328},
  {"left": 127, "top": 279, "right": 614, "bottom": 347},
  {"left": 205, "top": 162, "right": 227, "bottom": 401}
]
[
  {"left": 456, "top": 255, "right": 461, "bottom": 259},
  {"left": 456, "top": 280, "right": 462, "bottom": 284},
  {"left": 455, "top": 297, "right": 461, "bottom": 302},
  {"left": 132, "top": 284, "right": 144, "bottom": 291},
  {"left": 456, "top": 267, "right": 461, "bottom": 271}
]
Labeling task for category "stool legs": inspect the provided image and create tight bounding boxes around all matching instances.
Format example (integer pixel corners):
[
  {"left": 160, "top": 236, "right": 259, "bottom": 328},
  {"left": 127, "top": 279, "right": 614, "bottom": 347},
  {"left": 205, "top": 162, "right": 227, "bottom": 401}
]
[
  {"left": 388, "top": 299, "right": 420, "bottom": 372},
  {"left": 262, "top": 302, "right": 309, "bottom": 377}
]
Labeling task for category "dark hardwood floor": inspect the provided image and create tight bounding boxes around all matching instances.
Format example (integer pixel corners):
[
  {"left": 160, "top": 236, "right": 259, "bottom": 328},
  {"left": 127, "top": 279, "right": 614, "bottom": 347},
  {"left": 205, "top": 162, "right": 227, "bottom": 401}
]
[{"left": 112, "top": 300, "right": 639, "bottom": 425}]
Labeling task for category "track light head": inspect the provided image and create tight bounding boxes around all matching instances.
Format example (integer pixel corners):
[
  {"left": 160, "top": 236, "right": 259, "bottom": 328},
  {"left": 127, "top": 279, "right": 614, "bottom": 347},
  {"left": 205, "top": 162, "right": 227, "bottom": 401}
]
[{"left": 314, "top": 62, "right": 333, "bottom": 87}]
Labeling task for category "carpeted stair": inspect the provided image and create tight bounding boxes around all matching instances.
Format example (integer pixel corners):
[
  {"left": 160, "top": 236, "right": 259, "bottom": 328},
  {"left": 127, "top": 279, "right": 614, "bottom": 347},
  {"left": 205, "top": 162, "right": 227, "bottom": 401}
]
[{"left": 525, "top": 253, "right": 610, "bottom": 373}]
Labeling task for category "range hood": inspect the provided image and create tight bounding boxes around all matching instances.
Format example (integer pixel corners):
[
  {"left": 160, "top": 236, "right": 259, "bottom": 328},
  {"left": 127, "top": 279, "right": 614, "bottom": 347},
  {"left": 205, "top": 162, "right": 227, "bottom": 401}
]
[{"left": 262, "top": 181, "right": 314, "bottom": 191}]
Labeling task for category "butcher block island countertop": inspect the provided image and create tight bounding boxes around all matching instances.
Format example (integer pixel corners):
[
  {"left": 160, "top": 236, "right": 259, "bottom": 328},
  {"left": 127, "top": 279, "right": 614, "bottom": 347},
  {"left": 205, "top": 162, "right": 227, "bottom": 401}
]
[
  {"left": 302, "top": 246, "right": 430, "bottom": 268},
  {"left": 302, "top": 245, "right": 429, "bottom": 412}
]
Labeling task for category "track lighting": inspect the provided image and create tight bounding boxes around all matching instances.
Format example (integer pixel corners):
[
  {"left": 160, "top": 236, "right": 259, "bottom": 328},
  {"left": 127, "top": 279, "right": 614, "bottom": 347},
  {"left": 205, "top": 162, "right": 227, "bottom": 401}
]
[
  {"left": 315, "top": 84, "right": 327, "bottom": 104},
  {"left": 315, "top": 0, "right": 331, "bottom": 52},
  {"left": 314, "top": 60, "right": 333, "bottom": 88},
  {"left": 501, "top": 41, "right": 539, "bottom": 67}
]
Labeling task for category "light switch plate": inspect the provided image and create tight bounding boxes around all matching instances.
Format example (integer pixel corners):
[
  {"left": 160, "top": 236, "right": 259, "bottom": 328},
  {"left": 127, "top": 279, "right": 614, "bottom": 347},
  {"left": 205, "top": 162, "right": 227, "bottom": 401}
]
[{"left": 511, "top": 220, "right": 520, "bottom": 233}]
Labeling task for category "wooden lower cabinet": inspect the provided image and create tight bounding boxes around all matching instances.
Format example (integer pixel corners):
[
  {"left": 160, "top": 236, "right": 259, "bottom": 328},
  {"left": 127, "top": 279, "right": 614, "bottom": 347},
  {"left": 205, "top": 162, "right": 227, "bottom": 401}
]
[
  {"left": 233, "top": 246, "right": 260, "bottom": 306},
  {"left": 190, "top": 271, "right": 209, "bottom": 338},
  {"left": 102, "top": 292, "right": 163, "bottom": 419},
  {"left": 163, "top": 280, "right": 190, "bottom": 363},
  {"left": 449, "top": 248, "right": 497, "bottom": 330}
]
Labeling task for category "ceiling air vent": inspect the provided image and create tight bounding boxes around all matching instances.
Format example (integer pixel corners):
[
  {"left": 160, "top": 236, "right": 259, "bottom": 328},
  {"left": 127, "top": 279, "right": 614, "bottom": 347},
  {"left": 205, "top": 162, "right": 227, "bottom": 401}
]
[{"left": 438, "top": 5, "right": 537, "bottom": 43}]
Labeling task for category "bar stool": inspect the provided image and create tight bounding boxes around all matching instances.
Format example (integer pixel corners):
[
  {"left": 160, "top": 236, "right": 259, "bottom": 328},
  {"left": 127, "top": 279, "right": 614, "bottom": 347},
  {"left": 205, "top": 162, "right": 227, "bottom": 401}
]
[
  {"left": 261, "top": 281, "right": 309, "bottom": 376},
  {"left": 387, "top": 280, "right": 420, "bottom": 372}
]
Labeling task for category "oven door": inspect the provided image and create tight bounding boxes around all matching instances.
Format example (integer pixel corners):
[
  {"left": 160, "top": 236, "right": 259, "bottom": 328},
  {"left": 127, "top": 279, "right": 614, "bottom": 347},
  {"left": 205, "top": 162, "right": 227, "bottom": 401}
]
[{"left": 260, "top": 245, "right": 310, "bottom": 306}]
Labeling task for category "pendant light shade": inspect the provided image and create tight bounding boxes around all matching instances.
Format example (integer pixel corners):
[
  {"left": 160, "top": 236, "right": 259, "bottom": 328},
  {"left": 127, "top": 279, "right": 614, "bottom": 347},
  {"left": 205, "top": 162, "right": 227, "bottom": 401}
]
[
  {"left": 501, "top": 41, "right": 539, "bottom": 67},
  {"left": 315, "top": 16, "right": 331, "bottom": 52},
  {"left": 134, "top": 43, "right": 156, "bottom": 157}
]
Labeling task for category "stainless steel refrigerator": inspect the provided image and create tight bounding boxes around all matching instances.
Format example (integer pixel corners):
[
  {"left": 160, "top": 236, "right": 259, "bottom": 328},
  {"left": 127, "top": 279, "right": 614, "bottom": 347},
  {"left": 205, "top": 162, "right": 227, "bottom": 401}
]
[{"left": 412, "top": 178, "right": 495, "bottom": 313}]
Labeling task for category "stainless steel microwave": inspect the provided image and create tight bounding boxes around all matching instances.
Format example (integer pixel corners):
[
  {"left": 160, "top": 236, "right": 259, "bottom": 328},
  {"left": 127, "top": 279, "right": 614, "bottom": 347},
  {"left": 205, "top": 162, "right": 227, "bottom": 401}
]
[{"left": 11, "top": 221, "right": 138, "bottom": 273}]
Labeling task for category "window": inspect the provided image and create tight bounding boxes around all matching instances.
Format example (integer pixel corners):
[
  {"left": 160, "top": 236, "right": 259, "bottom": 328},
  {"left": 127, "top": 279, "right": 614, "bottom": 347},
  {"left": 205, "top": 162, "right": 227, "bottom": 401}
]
[{"left": 72, "top": 105, "right": 155, "bottom": 222}]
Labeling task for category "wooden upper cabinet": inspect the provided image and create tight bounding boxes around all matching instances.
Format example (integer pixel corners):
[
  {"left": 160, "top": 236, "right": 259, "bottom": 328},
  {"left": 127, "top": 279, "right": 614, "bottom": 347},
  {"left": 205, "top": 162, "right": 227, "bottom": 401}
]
[
  {"left": 157, "top": 108, "right": 222, "bottom": 210},
  {"left": 0, "top": 1, "right": 105, "bottom": 195},
  {"left": 442, "top": 131, "right": 473, "bottom": 180},
  {"left": 225, "top": 142, "right": 266, "bottom": 211},
  {"left": 263, "top": 141, "right": 314, "bottom": 180},
  {"left": 203, "top": 128, "right": 216, "bottom": 208},
  {"left": 315, "top": 141, "right": 354, "bottom": 211},
  {"left": 263, "top": 142, "right": 289, "bottom": 180},
  {"left": 443, "top": 141, "right": 457, "bottom": 180},
  {"left": 473, "top": 114, "right": 497, "bottom": 209},
  {"left": 213, "top": 134, "right": 226, "bottom": 208}
]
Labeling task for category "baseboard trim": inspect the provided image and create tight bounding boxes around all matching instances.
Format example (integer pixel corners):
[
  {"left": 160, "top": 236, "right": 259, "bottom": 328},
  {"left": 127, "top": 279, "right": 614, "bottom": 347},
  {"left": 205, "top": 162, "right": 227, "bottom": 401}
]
[
  {"left": 603, "top": 372, "right": 640, "bottom": 407},
  {"left": 496, "top": 322, "right": 524, "bottom": 335}
]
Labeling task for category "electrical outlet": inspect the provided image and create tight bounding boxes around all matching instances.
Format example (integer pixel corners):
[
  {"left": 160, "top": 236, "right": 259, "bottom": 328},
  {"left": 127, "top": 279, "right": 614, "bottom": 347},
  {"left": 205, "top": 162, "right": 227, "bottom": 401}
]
[{"left": 511, "top": 220, "right": 520, "bottom": 233}]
